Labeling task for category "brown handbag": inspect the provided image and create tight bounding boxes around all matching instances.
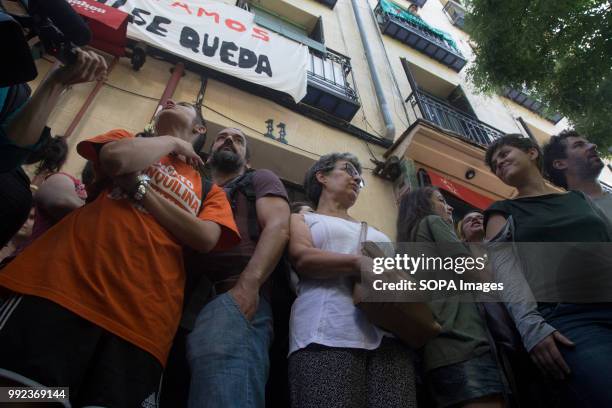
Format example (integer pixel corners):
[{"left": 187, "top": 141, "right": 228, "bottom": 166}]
[{"left": 352, "top": 222, "right": 441, "bottom": 349}]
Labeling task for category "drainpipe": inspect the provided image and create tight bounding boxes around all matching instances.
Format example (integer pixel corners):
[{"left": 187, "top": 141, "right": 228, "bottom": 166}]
[
  {"left": 350, "top": 0, "right": 395, "bottom": 141},
  {"left": 517, "top": 116, "right": 538, "bottom": 144}
]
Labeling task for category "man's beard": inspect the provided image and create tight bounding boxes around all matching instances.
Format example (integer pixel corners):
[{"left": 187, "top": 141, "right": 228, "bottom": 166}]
[
  {"left": 577, "top": 157, "right": 604, "bottom": 180},
  {"left": 210, "top": 149, "right": 244, "bottom": 173}
]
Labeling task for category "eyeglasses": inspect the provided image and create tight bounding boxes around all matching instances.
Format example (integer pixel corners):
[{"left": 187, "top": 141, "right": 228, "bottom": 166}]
[{"left": 335, "top": 162, "right": 365, "bottom": 189}]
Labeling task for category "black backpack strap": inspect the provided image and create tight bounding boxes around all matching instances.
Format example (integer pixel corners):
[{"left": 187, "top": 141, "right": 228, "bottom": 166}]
[
  {"left": 225, "top": 169, "right": 260, "bottom": 242},
  {"left": 198, "top": 174, "right": 213, "bottom": 215}
]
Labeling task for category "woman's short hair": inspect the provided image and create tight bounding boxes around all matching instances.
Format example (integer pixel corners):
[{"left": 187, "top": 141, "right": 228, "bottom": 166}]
[
  {"left": 485, "top": 134, "right": 543, "bottom": 174},
  {"left": 304, "top": 153, "right": 362, "bottom": 207}
]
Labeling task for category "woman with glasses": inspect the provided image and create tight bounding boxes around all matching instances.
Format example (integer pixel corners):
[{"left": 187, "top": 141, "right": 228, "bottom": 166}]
[
  {"left": 287, "top": 153, "right": 416, "bottom": 408},
  {"left": 457, "top": 211, "right": 485, "bottom": 243}
]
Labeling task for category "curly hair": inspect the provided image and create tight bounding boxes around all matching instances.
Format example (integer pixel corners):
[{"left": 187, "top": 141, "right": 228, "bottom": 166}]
[
  {"left": 542, "top": 130, "right": 582, "bottom": 189},
  {"left": 485, "top": 134, "right": 543, "bottom": 174},
  {"left": 303, "top": 153, "right": 362, "bottom": 207}
]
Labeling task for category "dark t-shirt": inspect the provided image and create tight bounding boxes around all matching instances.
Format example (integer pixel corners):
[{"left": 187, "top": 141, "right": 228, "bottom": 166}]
[
  {"left": 200, "top": 169, "right": 288, "bottom": 282},
  {"left": 484, "top": 191, "right": 612, "bottom": 302},
  {"left": 0, "top": 167, "right": 32, "bottom": 248},
  {"left": 484, "top": 191, "right": 610, "bottom": 243}
]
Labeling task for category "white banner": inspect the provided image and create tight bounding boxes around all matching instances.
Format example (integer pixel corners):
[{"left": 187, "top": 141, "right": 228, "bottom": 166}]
[{"left": 97, "top": 0, "right": 308, "bottom": 101}]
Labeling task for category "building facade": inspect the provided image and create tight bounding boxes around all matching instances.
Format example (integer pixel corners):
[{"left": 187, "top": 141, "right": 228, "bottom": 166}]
[{"left": 26, "top": 0, "right": 583, "bottom": 237}]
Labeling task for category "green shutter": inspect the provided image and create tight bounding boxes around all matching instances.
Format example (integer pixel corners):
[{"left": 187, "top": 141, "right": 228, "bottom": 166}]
[{"left": 251, "top": 6, "right": 326, "bottom": 53}]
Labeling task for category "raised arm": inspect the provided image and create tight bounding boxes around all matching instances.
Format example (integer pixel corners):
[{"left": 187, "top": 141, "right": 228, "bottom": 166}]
[
  {"left": 289, "top": 214, "right": 368, "bottom": 279},
  {"left": 99, "top": 136, "right": 203, "bottom": 176},
  {"left": 4, "top": 50, "right": 107, "bottom": 148}
]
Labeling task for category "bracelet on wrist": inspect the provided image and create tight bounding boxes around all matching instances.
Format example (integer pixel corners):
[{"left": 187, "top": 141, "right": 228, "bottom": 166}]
[{"left": 132, "top": 174, "right": 151, "bottom": 201}]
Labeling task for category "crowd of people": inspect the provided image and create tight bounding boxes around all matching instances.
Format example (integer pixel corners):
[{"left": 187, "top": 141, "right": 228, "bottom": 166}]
[{"left": 1, "top": 49, "right": 611, "bottom": 408}]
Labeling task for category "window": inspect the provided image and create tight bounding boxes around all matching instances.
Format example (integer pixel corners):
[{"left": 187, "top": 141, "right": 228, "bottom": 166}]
[
  {"left": 239, "top": 1, "right": 326, "bottom": 53},
  {"left": 447, "top": 86, "right": 476, "bottom": 118}
]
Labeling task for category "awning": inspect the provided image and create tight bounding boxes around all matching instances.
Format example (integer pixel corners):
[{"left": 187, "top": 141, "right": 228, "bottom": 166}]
[
  {"left": 68, "top": 0, "right": 128, "bottom": 56},
  {"left": 427, "top": 170, "right": 494, "bottom": 210}
]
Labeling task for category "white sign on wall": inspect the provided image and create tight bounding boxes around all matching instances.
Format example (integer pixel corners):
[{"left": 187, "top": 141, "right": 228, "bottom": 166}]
[{"left": 97, "top": 0, "right": 308, "bottom": 102}]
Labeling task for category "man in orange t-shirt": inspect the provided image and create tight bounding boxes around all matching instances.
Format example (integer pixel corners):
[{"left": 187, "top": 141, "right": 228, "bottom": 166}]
[{"left": 0, "top": 100, "right": 239, "bottom": 407}]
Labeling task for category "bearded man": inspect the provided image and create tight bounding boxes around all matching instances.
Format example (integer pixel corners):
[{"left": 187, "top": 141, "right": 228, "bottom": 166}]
[
  {"left": 185, "top": 127, "right": 290, "bottom": 408},
  {"left": 543, "top": 130, "right": 612, "bottom": 220}
]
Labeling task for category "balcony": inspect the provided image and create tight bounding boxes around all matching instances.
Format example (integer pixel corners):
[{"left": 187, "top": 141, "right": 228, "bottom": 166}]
[
  {"left": 375, "top": 0, "right": 467, "bottom": 72},
  {"left": 303, "top": 49, "right": 361, "bottom": 121},
  {"left": 503, "top": 88, "right": 563, "bottom": 124},
  {"left": 407, "top": 89, "right": 505, "bottom": 146},
  {"left": 442, "top": 0, "right": 466, "bottom": 29}
]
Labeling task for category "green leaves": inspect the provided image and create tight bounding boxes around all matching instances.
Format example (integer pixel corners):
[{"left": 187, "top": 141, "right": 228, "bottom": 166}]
[{"left": 464, "top": 0, "right": 612, "bottom": 150}]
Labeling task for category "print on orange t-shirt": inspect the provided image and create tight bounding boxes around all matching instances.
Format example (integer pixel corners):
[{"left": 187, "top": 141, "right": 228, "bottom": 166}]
[{"left": 0, "top": 130, "right": 240, "bottom": 365}]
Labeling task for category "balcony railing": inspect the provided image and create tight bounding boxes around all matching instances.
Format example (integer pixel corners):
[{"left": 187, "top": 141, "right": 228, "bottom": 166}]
[
  {"left": 408, "top": 90, "right": 505, "bottom": 146},
  {"left": 375, "top": 0, "right": 467, "bottom": 72},
  {"left": 303, "top": 49, "right": 361, "bottom": 121}
]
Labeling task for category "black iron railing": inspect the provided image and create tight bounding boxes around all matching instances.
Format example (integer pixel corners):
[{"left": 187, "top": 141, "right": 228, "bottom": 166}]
[
  {"left": 307, "top": 49, "right": 359, "bottom": 103},
  {"left": 407, "top": 90, "right": 505, "bottom": 146},
  {"left": 375, "top": 4, "right": 463, "bottom": 59}
]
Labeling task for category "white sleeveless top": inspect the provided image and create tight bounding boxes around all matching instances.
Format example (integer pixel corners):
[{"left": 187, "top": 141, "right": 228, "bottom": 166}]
[{"left": 288, "top": 213, "right": 393, "bottom": 355}]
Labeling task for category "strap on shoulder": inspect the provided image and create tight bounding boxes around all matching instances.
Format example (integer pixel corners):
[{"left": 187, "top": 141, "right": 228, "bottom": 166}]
[
  {"left": 197, "top": 174, "right": 213, "bottom": 215},
  {"left": 226, "top": 169, "right": 256, "bottom": 200},
  {"left": 225, "top": 169, "right": 260, "bottom": 241}
]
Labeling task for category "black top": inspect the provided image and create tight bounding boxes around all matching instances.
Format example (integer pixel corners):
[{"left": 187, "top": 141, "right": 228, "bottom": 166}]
[
  {"left": 484, "top": 191, "right": 610, "bottom": 243},
  {"left": 0, "top": 167, "right": 32, "bottom": 247},
  {"left": 484, "top": 191, "right": 612, "bottom": 303}
]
